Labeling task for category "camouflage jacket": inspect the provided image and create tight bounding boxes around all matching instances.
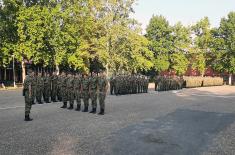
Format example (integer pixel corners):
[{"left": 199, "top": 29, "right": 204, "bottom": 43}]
[
  {"left": 90, "top": 76, "right": 98, "bottom": 91},
  {"left": 36, "top": 76, "right": 44, "bottom": 87},
  {"left": 82, "top": 77, "right": 90, "bottom": 91},
  {"left": 98, "top": 77, "right": 108, "bottom": 92}
]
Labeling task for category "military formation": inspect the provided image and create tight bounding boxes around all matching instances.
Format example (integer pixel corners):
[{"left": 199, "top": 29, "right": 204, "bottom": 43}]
[
  {"left": 155, "top": 76, "right": 184, "bottom": 91},
  {"left": 23, "top": 70, "right": 108, "bottom": 121},
  {"left": 110, "top": 74, "right": 149, "bottom": 95}
]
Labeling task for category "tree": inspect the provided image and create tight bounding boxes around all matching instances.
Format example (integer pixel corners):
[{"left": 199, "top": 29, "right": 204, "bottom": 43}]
[
  {"left": 217, "top": 12, "right": 235, "bottom": 84},
  {"left": 146, "top": 15, "right": 172, "bottom": 73},
  {"left": 170, "top": 22, "right": 190, "bottom": 75},
  {"left": 0, "top": 0, "right": 22, "bottom": 81},
  {"left": 191, "top": 17, "right": 213, "bottom": 75}
]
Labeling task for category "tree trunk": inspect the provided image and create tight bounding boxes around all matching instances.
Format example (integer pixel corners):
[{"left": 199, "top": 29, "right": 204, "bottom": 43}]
[
  {"left": 56, "top": 64, "right": 59, "bottom": 75},
  {"left": 21, "top": 61, "right": 26, "bottom": 83},
  {"left": 229, "top": 74, "right": 232, "bottom": 85}
]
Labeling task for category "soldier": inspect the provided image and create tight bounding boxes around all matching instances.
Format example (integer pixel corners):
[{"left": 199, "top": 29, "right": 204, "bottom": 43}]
[
  {"left": 43, "top": 72, "right": 51, "bottom": 103},
  {"left": 51, "top": 71, "right": 58, "bottom": 102},
  {"left": 23, "top": 69, "right": 34, "bottom": 121},
  {"left": 57, "top": 73, "right": 63, "bottom": 102},
  {"left": 36, "top": 72, "right": 44, "bottom": 104},
  {"left": 74, "top": 73, "right": 82, "bottom": 111},
  {"left": 31, "top": 70, "right": 37, "bottom": 104},
  {"left": 89, "top": 72, "right": 98, "bottom": 114},
  {"left": 81, "top": 73, "right": 90, "bottom": 112},
  {"left": 98, "top": 71, "right": 108, "bottom": 115},
  {"left": 60, "top": 71, "right": 68, "bottom": 108},
  {"left": 110, "top": 76, "right": 114, "bottom": 95},
  {"left": 67, "top": 72, "right": 75, "bottom": 109}
]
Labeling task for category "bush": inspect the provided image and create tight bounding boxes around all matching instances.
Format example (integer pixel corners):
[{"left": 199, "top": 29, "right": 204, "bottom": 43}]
[
  {"left": 184, "top": 76, "right": 203, "bottom": 88},
  {"left": 184, "top": 76, "right": 223, "bottom": 88},
  {"left": 202, "top": 77, "right": 223, "bottom": 86}
]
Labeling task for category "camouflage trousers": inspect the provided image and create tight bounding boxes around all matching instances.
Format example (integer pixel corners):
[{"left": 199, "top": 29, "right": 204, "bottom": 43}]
[
  {"left": 98, "top": 92, "right": 106, "bottom": 109},
  {"left": 36, "top": 87, "right": 43, "bottom": 103},
  {"left": 90, "top": 90, "right": 97, "bottom": 108},
  {"left": 82, "top": 91, "right": 89, "bottom": 107},
  {"left": 24, "top": 91, "right": 32, "bottom": 115},
  {"left": 75, "top": 90, "right": 81, "bottom": 106},
  {"left": 62, "top": 88, "right": 68, "bottom": 103},
  {"left": 51, "top": 86, "right": 57, "bottom": 101},
  {"left": 32, "top": 86, "right": 36, "bottom": 103},
  {"left": 57, "top": 87, "right": 62, "bottom": 101},
  {"left": 43, "top": 86, "right": 51, "bottom": 102},
  {"left": 67, "top": 89, "right": 75, "bottom": 105}
]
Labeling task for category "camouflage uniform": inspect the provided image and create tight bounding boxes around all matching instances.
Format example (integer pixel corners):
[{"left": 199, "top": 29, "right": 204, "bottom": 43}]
[
  {"left": 67, "top": 76, "right": 75, "bottom": 109},
  {"left": 31, "top": 75, "right": 37, "bottom": 104},
  {"left": 36, "top": 75, "right": 44, "bottom": 104},
  {"left": 98, "top": 75, "right": 108, "bottom": 115},
  {"left": 23, "top": 75, "right": 33, "bottom": 116},
  {"left": 51, "top": 74, "right": 58, "bottom": 102},
  {"left": 110, "top": 77, "right": 114, "bottom": 95},
  {"left": 57, "top": 75, "right": 63, "bottom": 101},
  {"left": 90, "top": 76, "right": 98, "bottom": 111},
  {"left": 60, "top": 75, "right": 68, "bottom": 108},
  {"left": 43, "top": 75, "right": 51, "bottom": 103},
  {"left": 74, "top": 76, "right": 82, "bottom": 111},
  {"left": 82, "top": 76, "right": 90, "bottom": 112}
]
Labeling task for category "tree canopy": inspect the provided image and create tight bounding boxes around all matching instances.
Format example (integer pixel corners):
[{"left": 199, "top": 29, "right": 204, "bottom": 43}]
[{"left": 0, "top": 0, "right": 234, "bottom": 79}]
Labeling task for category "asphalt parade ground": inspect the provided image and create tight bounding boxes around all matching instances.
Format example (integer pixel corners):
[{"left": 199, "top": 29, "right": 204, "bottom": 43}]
[{"left": 0, "top": 86, "right": 235, "bottom": 155}]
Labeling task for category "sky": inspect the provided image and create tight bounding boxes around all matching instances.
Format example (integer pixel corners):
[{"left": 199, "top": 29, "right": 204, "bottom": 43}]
[{"left": 132, "top": 0, "right": 235, "bottom": 32}]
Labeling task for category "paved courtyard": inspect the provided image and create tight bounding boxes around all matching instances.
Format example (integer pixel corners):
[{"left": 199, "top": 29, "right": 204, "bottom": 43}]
[{"left": 0, "top": 86, "right": 235, "bottom": 155}]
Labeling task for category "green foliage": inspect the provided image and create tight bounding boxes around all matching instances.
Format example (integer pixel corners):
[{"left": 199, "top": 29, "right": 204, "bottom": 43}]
[
  {"left": 146, "top": 15, "right": 172, "bottom": 72},
  {"left": 170, "top": 22, "right": 190, "bottom": 75},
  {"left": 217, "top": 12, "right": 235, "bottom": 74},
  {"left": 191, "top": 17, "right": 212, "bottom": 75},
  {"left": 0, "top": 0, "right": 234, "bottom": 77},
  {"left": 0, "top": 0, "right": 22, "bottom": 67}
]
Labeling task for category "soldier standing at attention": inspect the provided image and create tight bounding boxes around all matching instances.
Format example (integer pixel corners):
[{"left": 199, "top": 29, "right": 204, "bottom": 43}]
[
  {"left": 98, "top": 71, "right": 108, "bottom": 115},
  {"left": 110, "top": 76, "right": 113, "bottom": 95},
  {"left": 31, "top": 70, "right": 37, "bottom": 104},
  {"left": 74, "top": 73, "right": 82, "bottom": 111},
  {"left": 81, "top": 73, "right": 90, "bottom": 112},
  {"left": 51, "top": 71, "right": 58, "bottom": 102},
  {"left": 43, "top": 72, "right": 51, "bottom": 103},
  {"left": 89, "top": 72, "right": 98, "bottom": 114},
  {"left": 23, "top": 69, "right": 34, "bottom": 121},
  {"left": 60, "top": 71, "right": 68, "bottom": 108},
  {"left": 67, "top": 72, "right": 75, "bottom": 110},
  {"left": 36, "top": 72, "right": 44, "bottom": 104},
  {"left": 57, "top": 73, "right": 63, "bottom": 102}
]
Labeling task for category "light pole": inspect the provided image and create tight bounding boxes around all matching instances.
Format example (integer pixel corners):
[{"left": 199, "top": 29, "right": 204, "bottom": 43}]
[{"left": 12, "top": 55, "right": 16, "bottom": 88}]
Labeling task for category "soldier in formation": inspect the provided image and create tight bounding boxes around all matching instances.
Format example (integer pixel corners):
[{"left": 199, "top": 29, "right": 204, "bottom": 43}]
[
  {"left": 23, "top": 69, "right": 109, "bottom": 120},
  {"left": 23, "top": 69, "right": 34, "bottom": 121},
  {"left": 109, "top": 74, "right": 149, "bottom": 95},
  {"left": 36, "top": 72, "right": 44, "bottom": 104},
  {"left": 155, "top": 75, "right": 184, "bottom": 91},
  {"left": 58, "top": 71, "right": 108, "bottom": 115}
]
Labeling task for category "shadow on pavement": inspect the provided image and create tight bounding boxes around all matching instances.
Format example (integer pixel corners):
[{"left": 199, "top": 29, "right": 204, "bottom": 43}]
[{"left": 96, "top": 109, "right": 235, "bottom": 155}]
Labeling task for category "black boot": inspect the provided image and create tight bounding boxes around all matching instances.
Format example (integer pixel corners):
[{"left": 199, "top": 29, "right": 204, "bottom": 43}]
[
  {"left": 38, "top": 100, "right": 43, "bottom": 104},
  {"left": 60, "top": 102, "right": 67, "bottom": 108},
  {"left": 68, "top": 104, "right": 74, "bottom": 110},
  {"left": 75, "top": 104, "right": 81, "bottom": 111},
  {"left": 98, "top": 108, "right": 105, "bottom": 115},
  {"left": 89, "top": 108, "right": 96, "bottom": 114},
  {"left": 24, "top": 115, "right": 33, "bottom": 121},
  {"left": 82, "top": 106, "right": 88, "bottom": 112}
]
